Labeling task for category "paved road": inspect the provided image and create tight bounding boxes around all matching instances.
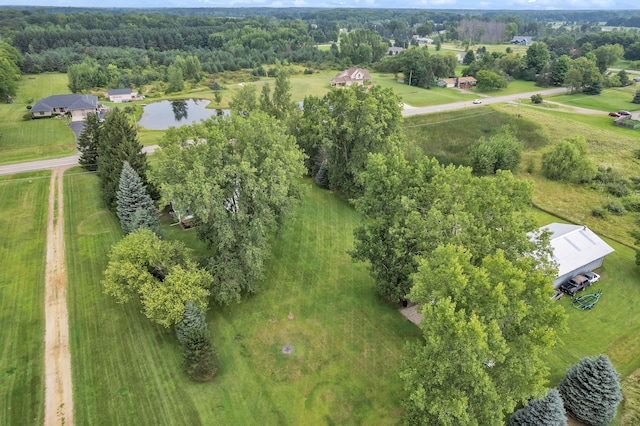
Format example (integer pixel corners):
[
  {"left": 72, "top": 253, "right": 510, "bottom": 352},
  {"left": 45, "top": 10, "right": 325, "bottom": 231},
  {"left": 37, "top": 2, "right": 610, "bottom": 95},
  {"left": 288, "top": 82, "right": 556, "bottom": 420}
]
[
  {"left": 0, "top": 86, "right": 589, "bottom": 176},
  {"left": 402, "top": 87, "right": 569, "bottom": 117},
  {"left": 0, "top": 145, "right": 159, "bottom": 176}
]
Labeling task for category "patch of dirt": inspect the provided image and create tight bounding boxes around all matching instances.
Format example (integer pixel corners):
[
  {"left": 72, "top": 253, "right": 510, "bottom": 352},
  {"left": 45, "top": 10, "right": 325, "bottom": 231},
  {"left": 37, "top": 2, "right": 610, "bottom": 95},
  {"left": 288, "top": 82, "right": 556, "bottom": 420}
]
[{"left": 44, "top": 167, "right": 74, "bottom": 426}]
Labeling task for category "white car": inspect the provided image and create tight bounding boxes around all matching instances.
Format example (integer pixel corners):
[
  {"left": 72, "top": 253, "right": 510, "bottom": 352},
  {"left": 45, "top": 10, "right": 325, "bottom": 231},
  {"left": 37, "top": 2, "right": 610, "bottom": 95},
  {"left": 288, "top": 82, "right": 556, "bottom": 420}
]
[
  {"left": 472, "top": 99, "right": 482, "bottom": 104},
  {"left": 583, "top": 271, "right": 600, "bottom": 284}
]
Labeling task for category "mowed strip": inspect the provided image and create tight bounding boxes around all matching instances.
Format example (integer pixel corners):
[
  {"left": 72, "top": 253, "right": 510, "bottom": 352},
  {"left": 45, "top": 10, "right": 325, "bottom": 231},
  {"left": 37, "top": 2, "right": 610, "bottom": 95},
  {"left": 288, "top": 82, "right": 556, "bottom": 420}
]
[{"left": 0, "top": 171, "right": 50, "bottom": 426}]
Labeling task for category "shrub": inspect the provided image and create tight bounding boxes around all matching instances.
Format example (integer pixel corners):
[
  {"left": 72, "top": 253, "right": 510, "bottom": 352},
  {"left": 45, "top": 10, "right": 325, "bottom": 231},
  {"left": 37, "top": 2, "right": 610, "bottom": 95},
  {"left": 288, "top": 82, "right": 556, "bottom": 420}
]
[
  {"left": 470, "top": 125, "right": 523, "bottom": 175},
  {"left": 507, "top": 388, "right": 567, "bottom": 426},
  {"left": 23, "top": 112, "right": 32, "bottom": 120},
  {"left": 26, "top": 105, "right": 32, "bottom": 110},
  {"left": 530, "top": 94, "right": 543, "bottom": 104},
  {"left": 541, "top": 136, "right": 597, "bottom": 183},
  {"left": 623, "top": 194, "right": 640, "bottom": 212},
  {"left": 304, "top": 68, "right": 314, "bottom": 75},
  {"left": 605, "top": 181, "right": 631, "bottom": 197},
  {"left": 606, "top": 201, "right": 626, "bottom": 215},
  {"left": 592, "top": 206, "right": 608, "bottom": 218},
  {"left": 558, "top": 355, "right": 622, "bottom": 426}
]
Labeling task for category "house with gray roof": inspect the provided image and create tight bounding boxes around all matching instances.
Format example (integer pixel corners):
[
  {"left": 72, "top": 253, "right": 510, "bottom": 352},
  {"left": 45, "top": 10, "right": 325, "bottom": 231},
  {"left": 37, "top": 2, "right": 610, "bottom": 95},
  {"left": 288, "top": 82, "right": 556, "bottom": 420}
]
[
  {"left": 31, "top": 94, "right": 98, "bottom": 121},
  {"left": 108, "top": 88, "right": 138, "bottom": 103},
  {"left": 510, "top": 36, "right": 533, "bottom": 46},
  {"left": 540, "top": 223, "right": 615, "bottom": 288}
]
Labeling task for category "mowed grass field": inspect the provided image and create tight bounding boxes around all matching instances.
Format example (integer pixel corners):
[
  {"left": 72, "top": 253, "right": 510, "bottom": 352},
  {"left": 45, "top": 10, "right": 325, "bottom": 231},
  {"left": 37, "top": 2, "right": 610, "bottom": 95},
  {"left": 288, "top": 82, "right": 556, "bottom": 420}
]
[
  {"left": 549, "top": 85, "right": 639, "bottom": 112},
  {"left": 0, "top": 73, "right": 76, "bottom": 165},
  {"left": 0, "top": 171, "right": 50, "bottom": 426},
  {"left": 66, "top": 170, "right": 420, "bottom": 425}
]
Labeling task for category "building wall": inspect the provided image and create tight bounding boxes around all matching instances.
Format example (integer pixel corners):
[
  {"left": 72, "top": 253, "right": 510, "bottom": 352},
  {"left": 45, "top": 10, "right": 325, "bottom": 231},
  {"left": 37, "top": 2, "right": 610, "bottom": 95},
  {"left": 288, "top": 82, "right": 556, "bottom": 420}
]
[{"left": 553, "top": 257, "right": 605, "bottom": 288}]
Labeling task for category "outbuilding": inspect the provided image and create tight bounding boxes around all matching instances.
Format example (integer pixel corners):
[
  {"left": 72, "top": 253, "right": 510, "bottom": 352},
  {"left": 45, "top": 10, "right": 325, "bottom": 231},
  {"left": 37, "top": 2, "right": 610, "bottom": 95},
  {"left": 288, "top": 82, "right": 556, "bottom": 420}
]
[{"left": 541, "top": 223, "right": 615, "bottom": 288}]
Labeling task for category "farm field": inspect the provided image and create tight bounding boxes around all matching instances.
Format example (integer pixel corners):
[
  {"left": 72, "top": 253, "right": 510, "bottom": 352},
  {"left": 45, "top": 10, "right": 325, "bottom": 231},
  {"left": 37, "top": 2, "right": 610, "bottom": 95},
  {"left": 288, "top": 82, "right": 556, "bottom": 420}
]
[
  {"left": 0, "top": 171, "right": 50, "bottom": 426},
  {"left": 65, "top": 170, "right": 420, "bottom": 425},
  {"left": 0, "top": 73, "right": 76, "bottom": 165}
]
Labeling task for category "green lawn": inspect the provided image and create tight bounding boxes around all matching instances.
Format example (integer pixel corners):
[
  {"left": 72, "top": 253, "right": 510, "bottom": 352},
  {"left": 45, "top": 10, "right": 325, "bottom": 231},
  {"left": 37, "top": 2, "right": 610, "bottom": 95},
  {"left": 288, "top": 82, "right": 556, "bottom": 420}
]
[
  {"left": 0, "top": 73, "right": 76, "bottom": 165},
  {"left": 66, "top": 171, "right": 420, "bottom": 425},
  {"left": 549, "top": 86, "right": 638, "bottom": 112},
  {"left": 475, "top": 79, "right": 540, "bottom": 96},
  {"left": 373, "top": 73, "right": 475, "bottom": 107},
  {"left": 0, "top": 171, "right": 50, "bottom": 426}
]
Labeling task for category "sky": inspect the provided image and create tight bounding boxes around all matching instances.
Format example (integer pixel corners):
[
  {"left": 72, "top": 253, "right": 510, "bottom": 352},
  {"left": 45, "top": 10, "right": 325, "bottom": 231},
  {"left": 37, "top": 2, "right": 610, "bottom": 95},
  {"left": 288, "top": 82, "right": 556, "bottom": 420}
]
[{"left": 0, "top": 0, "right": 634, "bottom": 11}]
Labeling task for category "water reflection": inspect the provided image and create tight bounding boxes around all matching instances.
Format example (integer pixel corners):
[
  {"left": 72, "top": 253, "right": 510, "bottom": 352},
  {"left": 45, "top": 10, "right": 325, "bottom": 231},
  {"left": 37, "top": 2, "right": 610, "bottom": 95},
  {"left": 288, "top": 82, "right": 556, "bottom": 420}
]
[{"left": 137, "top": 99, "right": 229, "bottom": 130}]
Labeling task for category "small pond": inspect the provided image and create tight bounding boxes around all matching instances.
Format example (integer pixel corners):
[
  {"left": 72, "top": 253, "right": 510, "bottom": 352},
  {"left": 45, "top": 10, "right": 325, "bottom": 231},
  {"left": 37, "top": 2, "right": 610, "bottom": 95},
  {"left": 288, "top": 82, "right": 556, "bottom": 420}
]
[{"left": 137, "top": 99, "right": 228, "bottom": 130}]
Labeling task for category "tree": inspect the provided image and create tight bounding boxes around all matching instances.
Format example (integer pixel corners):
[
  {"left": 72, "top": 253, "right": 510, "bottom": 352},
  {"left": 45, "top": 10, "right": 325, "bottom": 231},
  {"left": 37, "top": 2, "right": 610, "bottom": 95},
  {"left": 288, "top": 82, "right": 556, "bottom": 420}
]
[
  {"left": 594, "top": 44, "right": 624, "bottom": 73},
  {"left": 181, "top": 324, "right": 217, "bottom": 381},
  {"left": 476, "top": 69, "right": 508, "bottom": 91},
  {"left": 541, "top": 136, "right": 597, "bottom": 183},
  {"left": 116, "top": 162, "right": 159, "bottom": 235},
  {"left": 507, "top": 389, "right": 567, "bottom": 426},
  {"left": 152, "top": 112, "right": 306, "bottom": 304},
  {"left": 525, "top": 42, "right": 551, "bottom": 79},
  {"left": 77, "top": 112, "right": 101, "bottom": 172},
  {"left": 0, "top": 57, "right": 19, "bottom": 100},
  {"left": 632, "top": 90, "right": 640, "bottom": 104},
  {"left": 271, "top": 66, "right": 294, "bottom": 120},
  {"left": 176, "top": 301, "right": 207, "bottom": 345},
  {"left": 531, "top": 94, "right": 543, "bottom": 104},
  {"left": 569, "top": 57, "right": 601, "bottom": 93},
  {"left": 213, "top": 89, "right": 222, "bottom": 106},
  {"left": 229, "top": 84, "right": 257, "bottom": 117},
  {"left": 463, "top": 49, "right": 476, "bottom": 65},
  {"left": 617, "top": 69, "right": 631, "bottom": 87},
  {"left": 97, "top": 108, "right": 153, "bottom": 210},
  {"left": 558, "top": 355, "right": 623, "bottom": 426},
  {"left": 352, "top": 151, "right": 545, "bottom": 302},
  {"left": 166, "top": 63, "right": 184, "bottom": 94},
  {"left": 402, "top": 245, "right": 566, "bottom": 425},
  {"left": 550, "top": 55, "right": 572, "bottom": 86},
  {"left": 102, "top": 229, "right": 212, "bottom": 328},
  {"left": 470, "top": 125, "right": 523, "bottom": 175}
]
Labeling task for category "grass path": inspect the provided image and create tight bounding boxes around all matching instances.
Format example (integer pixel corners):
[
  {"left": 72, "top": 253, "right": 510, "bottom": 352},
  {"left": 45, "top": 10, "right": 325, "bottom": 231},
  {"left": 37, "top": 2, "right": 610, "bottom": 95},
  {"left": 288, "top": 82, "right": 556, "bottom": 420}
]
[{"left": 44, "top": 167, "right": 73, "bottom": 426}]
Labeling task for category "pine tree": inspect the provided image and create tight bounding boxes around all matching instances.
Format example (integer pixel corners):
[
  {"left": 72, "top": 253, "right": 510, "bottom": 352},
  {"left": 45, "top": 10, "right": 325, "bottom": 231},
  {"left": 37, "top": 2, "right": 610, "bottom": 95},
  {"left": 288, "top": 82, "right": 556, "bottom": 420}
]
[
  {"left": 632, "top": 90, "right": 640, "bottom": 104},
  {"left": 558, "top": 355, "right": 623, "bottom": 426},
  {"left": 508, "top": 389, "right": 567, "bottom": 426},
  {"left": 78, "top": 112, "right": 101, "bottom": 171},
  {"left": 314, "top": 160, "right": 330, "bottom": 189},
  {"left": 175, "top": 301, "right": 207, "bottom": 345},
  {"left": 116, "top": 162, "right": 159, "bottom": 235},
  {"left": 98, "top": 108, "right": 154, "bottom": 210}
]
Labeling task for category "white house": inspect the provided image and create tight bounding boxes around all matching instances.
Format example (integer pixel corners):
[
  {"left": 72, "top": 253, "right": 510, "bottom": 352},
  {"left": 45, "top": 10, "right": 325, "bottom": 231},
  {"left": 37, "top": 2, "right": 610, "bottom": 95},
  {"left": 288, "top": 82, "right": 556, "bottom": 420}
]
[
  {"left": 108, "top": 88, "right": 138, "bottom": 103},
  {"left": 540, "top": 223, "right": 615, "bottom": 288},
  {"left": 330, "top": 68, "right": 372, "bottom": 88},
  {"left": 30, "top": 94, "right": 98, "bottom": 121}
]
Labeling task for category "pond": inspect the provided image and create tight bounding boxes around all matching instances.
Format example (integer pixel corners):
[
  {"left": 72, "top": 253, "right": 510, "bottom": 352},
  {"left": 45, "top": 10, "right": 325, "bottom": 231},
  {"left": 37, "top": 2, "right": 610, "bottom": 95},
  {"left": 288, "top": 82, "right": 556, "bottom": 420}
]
[{"left": 137, "top": 99, "right": 228, "bottom": 130}]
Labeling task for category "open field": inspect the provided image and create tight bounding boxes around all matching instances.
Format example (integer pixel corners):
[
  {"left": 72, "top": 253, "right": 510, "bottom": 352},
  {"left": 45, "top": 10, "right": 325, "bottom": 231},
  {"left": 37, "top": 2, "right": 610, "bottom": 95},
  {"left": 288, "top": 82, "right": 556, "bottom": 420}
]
[
  {"left": 0, "top": 73, "right": 76, "bottom": 165},
  {"left": 65, "top": 171, "right": 420, "bottom": 425},
  {"left": 476, "top": 79, "right": 540, "bottom": 96},
  {"left": 549, "top": 86, "right": 639, "bottom": 112},
  {"left": 0, "top": 170, "right": 50, "bottom": 426}
]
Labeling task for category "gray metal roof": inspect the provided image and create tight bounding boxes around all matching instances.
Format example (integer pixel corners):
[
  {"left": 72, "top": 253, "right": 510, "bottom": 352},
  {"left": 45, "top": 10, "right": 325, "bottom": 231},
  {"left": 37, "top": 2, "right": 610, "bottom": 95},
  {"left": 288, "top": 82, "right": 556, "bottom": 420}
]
[
  {"left": 31, "top": 94, "right": 98, "bottom": 113},
  {"left": 542, "top": 223, "right": 615, "bottom": 277},
  {"left": 108, "top": 88, "right": 132, "bottom": 96}
]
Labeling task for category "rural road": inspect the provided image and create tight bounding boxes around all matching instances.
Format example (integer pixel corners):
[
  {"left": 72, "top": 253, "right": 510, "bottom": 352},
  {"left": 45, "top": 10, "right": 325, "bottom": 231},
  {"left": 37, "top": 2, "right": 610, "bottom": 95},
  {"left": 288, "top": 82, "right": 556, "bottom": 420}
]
[{"left": 0, "top": 86, "right": 591, "bottom": 176}]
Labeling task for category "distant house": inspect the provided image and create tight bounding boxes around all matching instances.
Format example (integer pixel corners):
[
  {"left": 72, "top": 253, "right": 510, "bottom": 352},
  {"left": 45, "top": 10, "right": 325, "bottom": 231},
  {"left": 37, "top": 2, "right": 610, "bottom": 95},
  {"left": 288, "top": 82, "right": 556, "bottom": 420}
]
[
  {"left": 330, "top": 68, "right": 372, "bottom": 88},
  {"left": 30, "top": 94, "right": 98, "bottom": 121},
  {"left": 538, "top": 223, "right": 615, "bottom": 288},
  {"left": 436, "top": 76, "right": 477, "bottom": 89},
  {"left": 388, "top": 46, "right": 405, "bottom": 55},
  {"left": 510, "top": 36, "right": 532, "bottom": 46},
  {"left": 108, "top": 88, "right": 138, "bottom": 103},
  {"left": 415, "top": 37, "right": 433, "bottom": 45},
  {"left": 456, "top": 52, "right": 466, "bottom": 64}
]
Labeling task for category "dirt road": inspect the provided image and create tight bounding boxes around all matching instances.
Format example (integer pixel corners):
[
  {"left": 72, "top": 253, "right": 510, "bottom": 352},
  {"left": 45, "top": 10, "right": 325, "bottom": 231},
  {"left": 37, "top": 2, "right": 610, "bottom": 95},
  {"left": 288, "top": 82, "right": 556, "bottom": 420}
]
[{"left": 44, "top": 167, "right": 73, "bottom": 426}]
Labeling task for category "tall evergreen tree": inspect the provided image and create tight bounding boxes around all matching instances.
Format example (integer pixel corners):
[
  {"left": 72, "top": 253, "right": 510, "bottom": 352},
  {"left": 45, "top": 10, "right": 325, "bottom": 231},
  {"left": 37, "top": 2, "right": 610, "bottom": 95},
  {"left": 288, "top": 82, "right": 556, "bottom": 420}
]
[
  {"left": 116, "top": 162, "right": 159, "bottom": 235},
  {"left": 508, "top": 389, "right": 567, "bottom": 426},
  {"left": 175, "top": 301, "right": 207, "bottom": 345},
  {"left": 98, "top": 108, "right": 153, "bottom": 210},
  {"left": 558, "top": 355, "right": 623, "bottom": 426},
  {"left": 77, "top": 112, "right": 101, "bottom": 171}
]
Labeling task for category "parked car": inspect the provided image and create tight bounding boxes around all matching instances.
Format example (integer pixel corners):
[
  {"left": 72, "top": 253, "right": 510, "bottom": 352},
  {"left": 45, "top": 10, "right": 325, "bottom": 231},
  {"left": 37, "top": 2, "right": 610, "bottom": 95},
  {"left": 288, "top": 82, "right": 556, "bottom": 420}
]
[
  {"left": 634, "top": 77, "right": 640, "bottom": 83},
  {"left": 609, "top": 112, "right": 621, "bottom": 117},
  {"left": 472, "top": 99, "right": 482, "bottom": 104},
  {"left": 558, "top": 274, "right": 592, "bottom": 297},
  {"left": 583, "top": 271, "right": 600, "bottom": 284},
  {"left": 618, "top": 110, "right": 632, "bottom": 116}
]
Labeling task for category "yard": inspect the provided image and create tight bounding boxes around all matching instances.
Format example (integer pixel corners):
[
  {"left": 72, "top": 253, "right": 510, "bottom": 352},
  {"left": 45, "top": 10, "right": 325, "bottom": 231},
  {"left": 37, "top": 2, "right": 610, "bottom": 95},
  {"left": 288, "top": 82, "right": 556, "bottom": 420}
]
[
  {"left": 0, "top": 73, "right": 76, "bottom": 165},
  {"left": 65, "top": 170, "right": 420, "bottom": 425},
  {"left": 549, "top": 85, "right": 639, "bottom": 112},
  {"left": 0, "top": 171, "right": 50, "bottom": 426}
]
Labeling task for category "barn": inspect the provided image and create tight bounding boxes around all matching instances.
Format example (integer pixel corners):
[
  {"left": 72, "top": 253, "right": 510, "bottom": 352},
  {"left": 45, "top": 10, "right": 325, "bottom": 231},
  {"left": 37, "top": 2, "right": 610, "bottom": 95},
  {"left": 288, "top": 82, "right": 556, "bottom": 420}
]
[{"left": 541, "top": 223, "right": 615, "bottom": 288}]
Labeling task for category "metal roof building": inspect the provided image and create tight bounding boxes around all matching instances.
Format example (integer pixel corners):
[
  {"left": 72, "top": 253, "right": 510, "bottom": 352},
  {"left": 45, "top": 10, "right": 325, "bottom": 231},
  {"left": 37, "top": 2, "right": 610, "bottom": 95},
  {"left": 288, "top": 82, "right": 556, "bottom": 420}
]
[{"left": 542, "top": 223, "right": 615, "bottom": 288}]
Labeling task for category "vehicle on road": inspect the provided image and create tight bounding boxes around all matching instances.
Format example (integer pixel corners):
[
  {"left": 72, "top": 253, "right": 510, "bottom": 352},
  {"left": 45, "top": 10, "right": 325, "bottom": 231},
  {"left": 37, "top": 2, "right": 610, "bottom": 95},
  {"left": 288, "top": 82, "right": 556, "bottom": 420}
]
[
  {"left": 472, "top": 99, "right": 482, "bottom": 104},
  {"left": 609, "top": 112, "right": 621, "bottom": 117},
  {"left": 558, "top": 274, "right": 592, "bottom": 297}
]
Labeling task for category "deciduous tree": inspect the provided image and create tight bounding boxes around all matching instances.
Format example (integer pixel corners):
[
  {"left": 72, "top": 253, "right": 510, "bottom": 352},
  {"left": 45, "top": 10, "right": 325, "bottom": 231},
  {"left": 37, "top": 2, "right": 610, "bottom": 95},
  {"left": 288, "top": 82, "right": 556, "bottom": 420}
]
[
  {"left": 470, "top": 125, "right": 523, "bottom": 175},
  {"left": 152, "top": 112, "right": 306, "bottom": 304},
  {"left": 102, "top": 229, "right": 212, "bottom": 328},
  {"left": 541, "top": 135, "right": 597, "bottom": 183}
]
